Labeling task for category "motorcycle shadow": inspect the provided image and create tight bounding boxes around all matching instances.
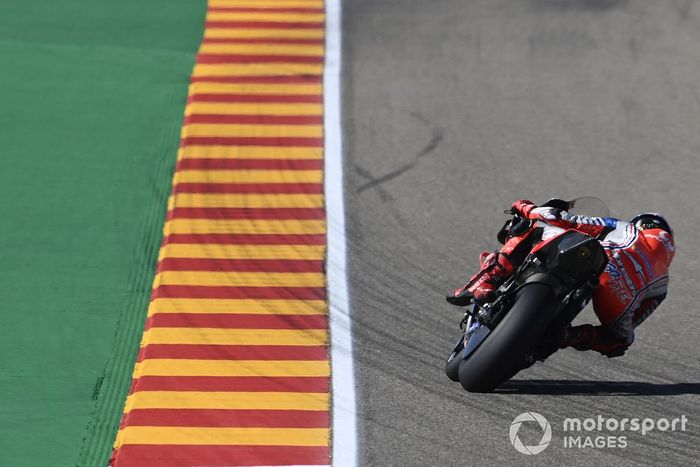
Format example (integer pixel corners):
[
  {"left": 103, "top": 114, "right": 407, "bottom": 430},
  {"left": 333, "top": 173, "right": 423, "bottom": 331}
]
[{"left": 496, "top": 379, "right": 700, "bottom": 396}]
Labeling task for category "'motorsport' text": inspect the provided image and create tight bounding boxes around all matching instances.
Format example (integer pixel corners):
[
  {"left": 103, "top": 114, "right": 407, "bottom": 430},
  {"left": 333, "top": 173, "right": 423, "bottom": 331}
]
[{"left": 562, "top": 415, "right": 688, "bottom": 448}]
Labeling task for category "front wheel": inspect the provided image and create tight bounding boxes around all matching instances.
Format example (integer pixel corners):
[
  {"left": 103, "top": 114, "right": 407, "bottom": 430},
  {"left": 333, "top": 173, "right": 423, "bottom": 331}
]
[
  {"left": 445, "top": 347, "right": 464, "bottom": 382},
  {"left": 458, "top": 283, "right": 557, "bottom": 392}
]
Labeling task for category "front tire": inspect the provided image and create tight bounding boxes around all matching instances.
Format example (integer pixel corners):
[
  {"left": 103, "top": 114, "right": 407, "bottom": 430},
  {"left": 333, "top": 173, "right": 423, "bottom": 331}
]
[
  {"left": 458, "top": 283, "right": 557, "bottom": 392},
  {"left": 445, "top": 347, "right": 464, "bottom": 382}
]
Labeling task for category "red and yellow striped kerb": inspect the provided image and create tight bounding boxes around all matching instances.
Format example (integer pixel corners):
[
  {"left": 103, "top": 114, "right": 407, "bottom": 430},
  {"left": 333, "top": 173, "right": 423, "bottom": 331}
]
[{"left": 111, "top": 0, "right": 331, "bottom": 465}]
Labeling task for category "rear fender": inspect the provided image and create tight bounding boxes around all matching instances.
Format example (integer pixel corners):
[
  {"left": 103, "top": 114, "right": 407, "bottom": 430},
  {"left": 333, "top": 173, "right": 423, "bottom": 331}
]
[{"left": 530, "top": 230, "right": 608, "bottom": 287}]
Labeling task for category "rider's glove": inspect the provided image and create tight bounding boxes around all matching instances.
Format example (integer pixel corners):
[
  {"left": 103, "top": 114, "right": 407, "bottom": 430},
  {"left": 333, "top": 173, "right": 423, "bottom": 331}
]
[
  {"left": 530, "top": 207, "right": 563, "bottom": 221},
  {"left": 512, "top": 200, "right": 563, "bottom": 222},
  {"left": 511, "top": 200, "right": 537, "bottom": 218}
]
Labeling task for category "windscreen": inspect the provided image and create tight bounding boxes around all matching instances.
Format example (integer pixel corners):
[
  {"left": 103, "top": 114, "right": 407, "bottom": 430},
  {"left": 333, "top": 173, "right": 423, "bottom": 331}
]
[{"left": 567, "top": 196, "right": 610, "bottom": 218}]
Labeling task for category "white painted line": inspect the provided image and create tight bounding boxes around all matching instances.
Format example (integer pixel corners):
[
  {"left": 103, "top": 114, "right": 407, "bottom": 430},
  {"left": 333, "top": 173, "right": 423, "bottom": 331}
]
[{"left": 324, "top": 0, "right": 357, "bottom": 466}]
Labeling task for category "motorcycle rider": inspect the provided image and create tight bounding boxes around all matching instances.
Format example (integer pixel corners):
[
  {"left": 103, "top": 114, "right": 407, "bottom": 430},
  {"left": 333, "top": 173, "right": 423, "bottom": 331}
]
[{"left": 446, "top": 200, "right": 675, "bottom": 358}]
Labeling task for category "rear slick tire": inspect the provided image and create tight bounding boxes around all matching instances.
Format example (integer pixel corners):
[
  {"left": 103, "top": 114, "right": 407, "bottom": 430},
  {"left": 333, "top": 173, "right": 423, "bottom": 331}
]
[{"left": 458, "top": 283, "right": 557, "bottom": 393}]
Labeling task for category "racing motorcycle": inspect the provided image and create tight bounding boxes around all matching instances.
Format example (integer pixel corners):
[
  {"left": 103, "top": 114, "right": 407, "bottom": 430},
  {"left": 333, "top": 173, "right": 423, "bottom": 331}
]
[{"left": 445, "top": 197, "right": 610, "bottom": 393}]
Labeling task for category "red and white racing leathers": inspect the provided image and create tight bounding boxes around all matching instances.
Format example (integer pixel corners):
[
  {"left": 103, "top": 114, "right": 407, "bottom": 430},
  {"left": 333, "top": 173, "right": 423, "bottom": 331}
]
[{"left": 452, "top": 200, "right": 675, "bottom": 356}]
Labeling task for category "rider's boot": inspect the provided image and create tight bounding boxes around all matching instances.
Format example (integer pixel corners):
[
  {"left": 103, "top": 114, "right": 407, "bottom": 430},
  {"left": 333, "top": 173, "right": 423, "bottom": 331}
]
[
  {"left": 556, "top": 325, "right": 594, "bottom": 353},
  {"left": 558, "top": 324, "right": 629, "bottom": 358},
  {"left": 446, "top": 252, "right": 514, "bottom": 305}
]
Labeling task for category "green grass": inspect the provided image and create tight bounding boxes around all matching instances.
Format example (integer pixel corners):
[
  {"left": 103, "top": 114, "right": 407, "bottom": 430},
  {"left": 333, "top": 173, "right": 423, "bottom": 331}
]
[{"left": 0, "top": 1, "right": 205, "bottom": 465}]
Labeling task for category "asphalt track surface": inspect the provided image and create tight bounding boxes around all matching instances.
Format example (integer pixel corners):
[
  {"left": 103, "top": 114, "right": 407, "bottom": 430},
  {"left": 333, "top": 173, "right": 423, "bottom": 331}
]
[{"left": 341, "top": 1, "right": 700, "bottom": 465}]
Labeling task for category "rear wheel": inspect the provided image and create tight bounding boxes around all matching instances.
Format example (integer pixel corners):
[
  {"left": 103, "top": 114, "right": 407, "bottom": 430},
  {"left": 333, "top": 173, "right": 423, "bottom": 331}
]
[{"left": 458, "top": 283, "right": 557, "bottom": 392}]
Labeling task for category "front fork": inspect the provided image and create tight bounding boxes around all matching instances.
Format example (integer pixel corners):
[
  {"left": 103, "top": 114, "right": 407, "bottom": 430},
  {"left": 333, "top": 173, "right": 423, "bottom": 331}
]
[{"left": 449, "top": 301, "right": 492, "bottom": 363}]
